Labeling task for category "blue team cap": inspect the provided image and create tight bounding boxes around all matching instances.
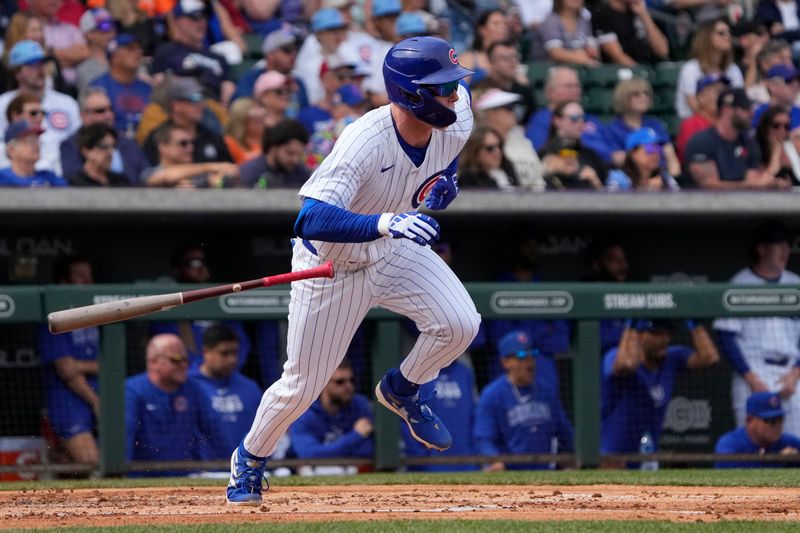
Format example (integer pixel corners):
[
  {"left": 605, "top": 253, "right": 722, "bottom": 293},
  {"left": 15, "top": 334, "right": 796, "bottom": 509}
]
[
  {"left": 747, "top": 392, "right": 785, "bottom": 419},
  {"left": 695, "top": 73, "right": 730, "bottom": 93},
  {"left": 106, "top": 34, "right": 139, "bottom": 56},
  {"left": 498, "top": 330, "right": 538, "bottom": 359},
  {"left": 396, "top": 12, "right": 427, "bottom": 37},
  {"left": 9, "top": 40, "right": 47, "bottom": 69},
  {"left": 5, "top": 120, "right": 44, "bottom": 143},
  {"left": 312, "top": 8, "right": 347, "bottom": 32},
  {"left": 173, "top": 0, "right": 206, "bottom": 18},
  {"left": 373, "top": 0, "right": 402, "bottom": 17},
  {"left": 624, "top": 127, "right": 660, "bottom": 151},
  {"left": 334, "top": 84, "right": 365, "bottom": 106},
  {"left": 766, "top": 64, "right": 800, "bottom": 83}
]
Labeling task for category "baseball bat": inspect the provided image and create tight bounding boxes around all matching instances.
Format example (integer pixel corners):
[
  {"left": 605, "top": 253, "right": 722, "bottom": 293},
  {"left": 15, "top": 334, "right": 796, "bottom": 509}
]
[{"left": 47, "top": 261, "right": 334, "bottom": 334}]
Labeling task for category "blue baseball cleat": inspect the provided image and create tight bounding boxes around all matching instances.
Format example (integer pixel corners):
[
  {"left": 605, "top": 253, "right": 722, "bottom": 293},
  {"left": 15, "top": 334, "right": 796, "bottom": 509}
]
[
  {"left": 375, "top": 369, "right": 452, "bottom": 452},
  {"left": 226, "top": 443, "right": 268, "bottom": 506}
]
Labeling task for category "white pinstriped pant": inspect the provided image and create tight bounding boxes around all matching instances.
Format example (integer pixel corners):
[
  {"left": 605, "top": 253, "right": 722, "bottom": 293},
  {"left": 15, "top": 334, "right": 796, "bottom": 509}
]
[{"left": 243, "top": 239, "right": 481, "bottom": 457}]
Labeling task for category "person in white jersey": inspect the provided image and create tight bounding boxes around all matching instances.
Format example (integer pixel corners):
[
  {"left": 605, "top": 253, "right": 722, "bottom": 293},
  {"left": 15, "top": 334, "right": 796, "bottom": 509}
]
[
  {"left": 226, "top": 36, "right": 481, "bottom": 505},
  {"left": 714, "top": 222, "right": 800, "bottom": 436}
]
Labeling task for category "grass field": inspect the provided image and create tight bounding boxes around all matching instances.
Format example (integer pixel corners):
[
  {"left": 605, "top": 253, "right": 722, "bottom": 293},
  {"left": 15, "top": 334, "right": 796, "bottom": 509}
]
[{"left": 3, "top": 470, "right": 799, "bottom": 532}]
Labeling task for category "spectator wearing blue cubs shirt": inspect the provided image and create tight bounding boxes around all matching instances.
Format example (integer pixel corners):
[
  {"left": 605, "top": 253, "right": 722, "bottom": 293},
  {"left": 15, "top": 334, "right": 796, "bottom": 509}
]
[
  {"left": 751, "top": 64, "right": 800, "bottom": 129},
  {"left": 715, "top": 391, "right": 800, "bottom": 468},
  {"left": 36, "top": 255, "right": 99, "bottom": 465},
  {"left": 0, "top": 121, "right": 68, "bottom": 187},
  {"left": 402, "top": 357, "right": 479, "bottom": 472},
  {"left": 125, "top": 334, "right": 224, "bottom": 472},
  {"left": 475, "top": 331, "right": 575, "bottom": 471},
  {"left": 601, "top": 319, "right": 719, "bottom": 459},
  {"left": 604, "top": 77, "right": 681, "bottom": 177},
  {"left": 289, "top": 359, "right": 374, "bottom": 472},
  {"left": 189, "top": 325, "right": 262, "bottom": 459},
  {"left": 90, "top": 34, "right": 152, "bottom": 137}
]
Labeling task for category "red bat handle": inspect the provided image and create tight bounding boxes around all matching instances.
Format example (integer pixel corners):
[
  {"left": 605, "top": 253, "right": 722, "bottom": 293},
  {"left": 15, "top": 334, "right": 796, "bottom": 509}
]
[{"left": 262, "top": 261, "right": 334, "bottom": 287}]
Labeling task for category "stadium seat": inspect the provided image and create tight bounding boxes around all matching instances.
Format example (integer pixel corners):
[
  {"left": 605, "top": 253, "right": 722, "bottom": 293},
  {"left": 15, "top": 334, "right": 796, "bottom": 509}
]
[
  {"left": 245, "top": 34, "right": 263, "bottom": 59},
  {"left": 526, "top": 62, "right": 552, "bottom": 88},
  {"left": 230, "top": 59, "right": 258, "bottom": 84},
  {"left": 583, "top": 86, "right": 614, "bottom": 114},
  {"left": 583, "top": 65, "right": 623, "bottom": 87},
  {"left": 653, "top": 62, "right": 683, "bottom": 88},
  {"left": 651, "top": 87, "right": 674, "bottom": 114}
]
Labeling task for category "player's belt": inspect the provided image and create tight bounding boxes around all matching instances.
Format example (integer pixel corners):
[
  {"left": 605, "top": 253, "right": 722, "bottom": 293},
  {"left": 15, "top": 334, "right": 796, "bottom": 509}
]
[{"left": 765, "top": 357, "right": 790, "bottom": 366}]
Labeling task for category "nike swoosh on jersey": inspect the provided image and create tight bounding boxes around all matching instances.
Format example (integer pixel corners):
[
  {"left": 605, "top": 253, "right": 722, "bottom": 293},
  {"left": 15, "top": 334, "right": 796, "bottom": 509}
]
[{"left": 381, "top": 165, "right": 395, "bottom": 173}]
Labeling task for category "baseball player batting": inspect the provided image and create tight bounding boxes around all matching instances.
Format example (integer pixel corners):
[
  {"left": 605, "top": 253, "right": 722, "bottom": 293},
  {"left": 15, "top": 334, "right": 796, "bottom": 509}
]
[{"left": 226, "top": 36, "right": 481, "bottom": 505}]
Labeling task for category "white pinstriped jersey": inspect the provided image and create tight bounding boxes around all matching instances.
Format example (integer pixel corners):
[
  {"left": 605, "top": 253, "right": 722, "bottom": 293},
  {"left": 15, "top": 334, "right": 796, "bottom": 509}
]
[
  {"left": 298, "top": 84, "right": 473, "bottom": 264},
  {"left": 713, "top": 268, "right": 800, "bottom": 363}
]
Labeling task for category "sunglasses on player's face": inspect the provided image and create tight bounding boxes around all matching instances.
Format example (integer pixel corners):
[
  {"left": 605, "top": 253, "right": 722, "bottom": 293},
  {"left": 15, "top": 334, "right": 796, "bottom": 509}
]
[{"left": 421, "top": 80, "right": 460, "bottom": 97}]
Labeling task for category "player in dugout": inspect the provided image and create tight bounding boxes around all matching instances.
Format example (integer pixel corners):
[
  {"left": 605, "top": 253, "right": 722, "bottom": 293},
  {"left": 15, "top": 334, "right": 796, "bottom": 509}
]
[{"left": 226, "top": 36, "right": 481, "bottom": 505}]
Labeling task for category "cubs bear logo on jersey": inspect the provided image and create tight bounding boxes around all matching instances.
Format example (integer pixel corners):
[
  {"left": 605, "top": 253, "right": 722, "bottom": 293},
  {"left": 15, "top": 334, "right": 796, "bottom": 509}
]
[{"left": 412, "top": 173, "right": 445, "bottom": 208}]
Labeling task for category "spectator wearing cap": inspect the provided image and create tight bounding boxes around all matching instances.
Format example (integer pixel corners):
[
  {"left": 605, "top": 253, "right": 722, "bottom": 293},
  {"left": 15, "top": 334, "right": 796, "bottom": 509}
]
[
  {"left": 540, "top": 100, "right": 607, "bottom": 186},
  {"left": 321, "top": 0, "right": 380, "bottom": 93},
  {"left": 90, "top": 34, "right": 152, "bottom": 136},
  {"left": 143, "top": 77, "right": 232, "bottom": 165},
  {"left": 0, "top": 120, "right": 67, "bottom": 186},
  {"left": 606, "top": 128, "right": 680, "bottom": 191},
  {"left": 75, "top": 8, "right": 116, "bottom": 95},
  {"left": 713, "top": 221, "right": 800, "bottom": 436},
  {"left": 240, "top": 118, "right": 309, "bottom": 188},
  {"left": 305, "top": 83, "right": 369, "bottom": 168},
  {"left": 676, "top": 74, "right": 730, "bottom": 162},
  {"left": 141, "top": 121, "right": 239, "bottom": 187},
  {"left": 684, "top": 88, "right": 790, "bottom": 189},
  {"left": 60, "top": 87, "right": 148, "bottom": 185},
  {"left": 0, "top": 40, "right": 81, "bottom": 176},
  {"left": 396, "top": 11, "right": 428, "bottom": 38},
  {"left": 69, "top": 123, "right": 130, "bottom": 186},
  {"left": 27, "top": 0, "right": 90, "bottom": 86},
  {"left": 1, "top": 10, "right": 68, "bottom": 96},
  {"left": 361, "top": 0, "right": 404, "bottom": 107},
  {"left": 0, "top": 94, "right": 47, "bottom": 172},
  {"left": 752, "top": 64, "right": 800, "bottom": 128},
  {"left": 601, "top": 319, "right": 718, "bottom": 461},
  {"left": 715, "top": 392, "right": 800, "bottom": 468},
  {"left": 458, "top": 124, "right": 520, "bottom": 190},
  {"left": 605, "top": 77, "right": 680, "bottom": 176},
  {"left": 525, "top": 67, "right": 613, "bottom": 163},
  {"left": 294, "top": 8, "right": 350, "bottom": 107},
  {"left": 254, "top": 71, "right": 294, "bottom": 129},
  {"left": 747, "top": 39, "right": 793, "bottom": 106},
  {"left": 475, "top": 88, "right": 545, "bottom": 191},
  {"left": 474, "top": 330, "right": 574, "bottom": 471},
  {"left": 590, "top": 0, "right": 668, "bottom": 66},
  {"left": 230, "top": 28, "right": 309, "bottom": 116},
  {"left": 151, "top": 0, "right": 234, "bottom": 104},
  {"left": 297, "top": 54, "right": 357, "bottom": 135}
]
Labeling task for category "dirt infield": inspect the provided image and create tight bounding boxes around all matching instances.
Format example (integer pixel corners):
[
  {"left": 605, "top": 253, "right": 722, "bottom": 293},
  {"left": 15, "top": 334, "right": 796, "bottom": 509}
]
[{"left": 2, "top": 484, "right": 799, "bottom": 529}]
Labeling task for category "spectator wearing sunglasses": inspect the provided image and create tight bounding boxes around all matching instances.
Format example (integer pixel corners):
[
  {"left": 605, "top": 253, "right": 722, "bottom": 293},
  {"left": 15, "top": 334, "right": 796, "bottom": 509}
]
[
  {"left": 289, "top": 359, "right": 374, "bottom": 473},
  {"left": 297, "top": 54, "right": 356, "bottom": 136},
  {"left": 254, "top": 71, "right": 295, "bottom": 129},
  {"left": 294, "top": 8, "right": 350, "bottom": 108},
  {"left": 231, "top": 28, "right": 308, "bottom": 117},
  {"left": 75, "top": 8, "right": 116, "bottom": 95},
  {"left": 125, "top": 333, "right": 225, "bottom": 473},
  {"left": 755, "top": 105, "right": 798, "bottom": 185},
  {"left": 458, "top": 125, "right": 520, "bottom": 190},
  {"left": 607, "top": 128, "right": 680, "bottom": 192},
  {"left": 715, "top": 392, "right": 800, "bottom": 468},
  {"left": 540, "top": 100, "right": 607, "bottom": 186},
  {"left": 60, "top": 87, "right": 149, "bottom": 185},
  {"left": 605, "top": 78, "right": 680, "bottom": 177},
  {"left": 69, "top": 122, "right": 130, "bottom": 186},
  {"left": 0, "top": 120, "right": 67, "bottom": 187},
  {"left": 752, "top": 64, "right": 800, "bottom": 129}
]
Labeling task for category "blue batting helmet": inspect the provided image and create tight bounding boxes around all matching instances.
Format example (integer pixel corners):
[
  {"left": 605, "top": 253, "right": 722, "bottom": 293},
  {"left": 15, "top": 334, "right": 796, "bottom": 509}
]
[{"left": 383, "top": 36, "right": 473, "bottom": 128}]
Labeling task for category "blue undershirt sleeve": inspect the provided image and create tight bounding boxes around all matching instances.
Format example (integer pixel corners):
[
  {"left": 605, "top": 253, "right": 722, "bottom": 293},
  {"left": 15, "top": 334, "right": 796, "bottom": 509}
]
[
  {"left": 717, "top": 330, "right": 751, "bottom": 376},
  {"left": 294, "top": 198, "right": 383, "bottom": 243}
]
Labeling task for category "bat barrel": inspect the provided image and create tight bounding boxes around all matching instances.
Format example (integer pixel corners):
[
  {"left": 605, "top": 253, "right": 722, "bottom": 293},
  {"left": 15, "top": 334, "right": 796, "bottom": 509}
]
[{"left": 47, "top": 293, "right": 183, "bottom": 334}]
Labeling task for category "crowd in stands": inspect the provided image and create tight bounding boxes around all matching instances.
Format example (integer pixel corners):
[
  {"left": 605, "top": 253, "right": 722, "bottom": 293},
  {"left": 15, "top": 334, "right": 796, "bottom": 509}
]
[
  {"left": 36, "top": 221, "right": 800, "bottom": 473},
  {"left": 1, "top": 0, "right": 800, "bottom": 190}
]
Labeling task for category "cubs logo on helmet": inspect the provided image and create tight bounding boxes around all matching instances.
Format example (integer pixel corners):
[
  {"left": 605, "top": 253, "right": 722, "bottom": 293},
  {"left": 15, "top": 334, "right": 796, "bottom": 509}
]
[
  {"left": 412, "top": 173, "right": 445, "bottom": 208},
  {"left": 449, "top": 49, "right": 458, "bottom": 64}
]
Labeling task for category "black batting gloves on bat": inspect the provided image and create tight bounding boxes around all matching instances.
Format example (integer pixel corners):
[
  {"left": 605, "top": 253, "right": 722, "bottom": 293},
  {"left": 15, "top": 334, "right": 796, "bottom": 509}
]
[
  {"left": 379, "top": 211, "right": 440, "bottom": 246},
  {"left": 425, "top": 173, "right": 459, "bottom": 210}
]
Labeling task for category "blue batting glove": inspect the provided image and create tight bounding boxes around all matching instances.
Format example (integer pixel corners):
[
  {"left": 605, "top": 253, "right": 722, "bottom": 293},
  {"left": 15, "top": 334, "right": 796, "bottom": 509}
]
[
  {"left": 425, "top": 173, "right": 459, "bottom": 210},
  {"left": 383, "top": 211, "right": 440, "bottom": 246}
]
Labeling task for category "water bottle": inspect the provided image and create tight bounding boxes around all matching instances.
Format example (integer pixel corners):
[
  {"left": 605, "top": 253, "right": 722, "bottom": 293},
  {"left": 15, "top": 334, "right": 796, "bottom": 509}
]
[{"left": 639, "top": 432, "right": 659, "bottom": 471}]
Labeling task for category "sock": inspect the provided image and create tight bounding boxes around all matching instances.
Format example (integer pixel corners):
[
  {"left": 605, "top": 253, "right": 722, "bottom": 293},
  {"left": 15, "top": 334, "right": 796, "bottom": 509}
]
[
  {"left": 238, "top": 441, "right": 266, "bottom": 462},
  {"left": 390, "top": 368, "right": 419, "bottom": 396}
]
